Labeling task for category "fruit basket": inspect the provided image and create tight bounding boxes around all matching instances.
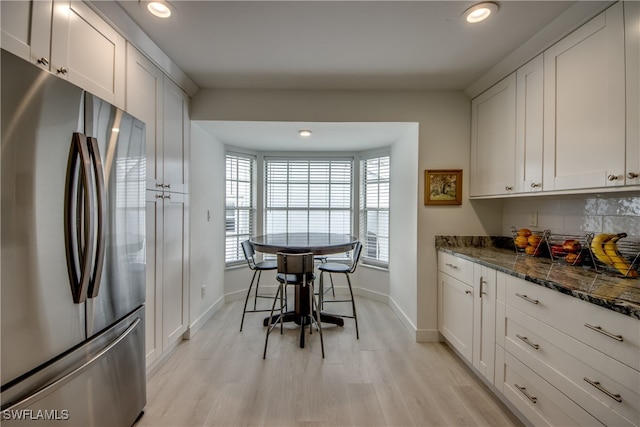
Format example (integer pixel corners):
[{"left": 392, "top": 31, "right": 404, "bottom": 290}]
[
  {"left": 587, "top": 233, "right": 640, "bottom": 278},
  {"left": 546, "top": 233, "right": 593, "bottom": 267},
  {"left": 511, "top": 227, "right": 549, "bottom": 257}
]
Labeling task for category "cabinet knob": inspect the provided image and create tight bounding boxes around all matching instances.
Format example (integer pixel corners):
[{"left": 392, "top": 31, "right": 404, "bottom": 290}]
[
  {"left": 505, "top": 185, "right": 513, "bottom": 191},
  {"left": 37, "top": 57, "right": 49, "bottom": 66},
  {"left": 607, "top": 174, "right": 620, "bottom": 181},
  {"left": 627, "top": 172, "right": 639, "bottom": 179},
  {"left": 56, "top": 67, "right": 68, "bottom": 75},
  {"left": 530, "top": 182, "right": 541, "bottom": 189}
]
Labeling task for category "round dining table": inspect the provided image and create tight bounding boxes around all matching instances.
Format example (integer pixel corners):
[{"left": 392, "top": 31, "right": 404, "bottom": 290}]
[{"left": 250, "top": 232, "right": 358, "bottom": 347}]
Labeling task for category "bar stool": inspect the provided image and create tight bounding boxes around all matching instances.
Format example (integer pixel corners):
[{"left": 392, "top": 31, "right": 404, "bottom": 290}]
[
  {"left": 317, "top": 241, "right": 362, "bottom": 339},
  {"left": 239, "top": 240, "right": 278, "bottom": 331},
  {"left": 264, "top": 252, "right": 324, "bottom": 359}
]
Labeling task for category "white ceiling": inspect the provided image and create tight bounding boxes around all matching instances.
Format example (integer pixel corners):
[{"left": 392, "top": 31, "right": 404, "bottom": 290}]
[
  {"left": 103, "top": 1, "right": 607, "bottom": 151},
  {"left": 115, "top": 0, "right": 579, "bottom": 91}
]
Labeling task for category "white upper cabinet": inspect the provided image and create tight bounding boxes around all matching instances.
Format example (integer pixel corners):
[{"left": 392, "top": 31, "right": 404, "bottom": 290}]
[
  {"left": 543, "top": 2, "right": 626, "bottom": 191},
  {"left": 470, "top": 73, "right": 517, "bottom": 197},
  {"left": 51, "top": 0, "right": 125, "bottom": 108},
  {"left": 515, "top": 54, "right": 544, "bottom": 193},
  {"left": 1, "top": 0, "right": 125, "bottom": 108},
  {"left": 161, "top": 77, "right": 190, "bottom": 194},
  {"left": 625, "top": 1, "right": 640, "bottom": 185},
  {"left": 126, "top": 45, "right": 165, "bottom": 191},
  {"left": 1, "top": 0, "right": 52, "bottom": 64}
]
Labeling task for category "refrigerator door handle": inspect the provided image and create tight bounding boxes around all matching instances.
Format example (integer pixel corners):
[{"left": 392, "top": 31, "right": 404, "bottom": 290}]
[
  {"left": 1, "top": 317, "right": 141, "bottom": 412},
  {"left": 64, "top": 133, "right": 95, "bottom": 304},
  {"left": 87, "top": 137, "right": 106, "bottom": 298}
]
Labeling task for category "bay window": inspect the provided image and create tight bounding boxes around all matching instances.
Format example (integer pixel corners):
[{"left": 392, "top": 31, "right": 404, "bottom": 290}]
[
  {"left": 360, "top": 154, "right": 390, "bottom": 267},
  {"left": 225, "top": 153, "right": 255, "bottom": 264}
]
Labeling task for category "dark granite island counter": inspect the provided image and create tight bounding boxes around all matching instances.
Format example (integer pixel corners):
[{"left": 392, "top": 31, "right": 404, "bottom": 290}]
[{"left": 436, "top": 236, "right": 640, "bottom": 320}]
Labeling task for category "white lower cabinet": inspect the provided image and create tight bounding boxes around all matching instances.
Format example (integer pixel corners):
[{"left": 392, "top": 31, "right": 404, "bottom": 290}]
[
  {"left": 437, "top": 253, "right": 496, "bottom": 384},
  {"left": 438, "top": 269, "right": 473, "bottom": 361},
  {"left": 472, "top": 264, "right": 496, "bottom": 384},
  {"left": 439, "top": 251, "right": 640, "bottom": 426},
  {"left": 145, "top": 190, "right": 189, "bottom": 368},
  {"left": 496, "top": 348, "right": 604, "bottom": 426}
]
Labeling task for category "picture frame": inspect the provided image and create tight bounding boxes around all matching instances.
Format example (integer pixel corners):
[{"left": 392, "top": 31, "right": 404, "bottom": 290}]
[{"left": 424, "top": 169, "right": 462, "bottom": 205}]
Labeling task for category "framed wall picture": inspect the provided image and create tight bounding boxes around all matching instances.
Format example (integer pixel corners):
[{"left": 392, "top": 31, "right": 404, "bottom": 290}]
[{"left": 425, "top": 169, "right": 462, "bottom": 205}]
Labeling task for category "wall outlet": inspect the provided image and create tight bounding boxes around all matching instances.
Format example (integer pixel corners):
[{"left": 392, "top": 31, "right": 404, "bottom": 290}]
[
  {"left": 201, "top": 284, "right": 206, "bottom": 299},
  {"left": 528, "top": 212, "right": 538, "bottom": 227}
]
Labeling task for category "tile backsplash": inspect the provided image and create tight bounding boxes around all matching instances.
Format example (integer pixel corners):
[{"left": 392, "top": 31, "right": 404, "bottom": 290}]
[{"left": 502, "top": 193, "right": 640, "bottom": 240}]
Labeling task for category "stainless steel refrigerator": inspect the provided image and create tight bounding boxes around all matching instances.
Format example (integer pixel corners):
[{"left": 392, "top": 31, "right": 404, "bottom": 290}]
[{"left": 1, "top": 49, "right": 146, "bottom": 426}]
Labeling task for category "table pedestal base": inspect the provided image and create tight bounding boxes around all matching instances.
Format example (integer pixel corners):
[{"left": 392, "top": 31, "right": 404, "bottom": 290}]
[{"left": 263, "top": 312, "right": 343, "bottom": 348}]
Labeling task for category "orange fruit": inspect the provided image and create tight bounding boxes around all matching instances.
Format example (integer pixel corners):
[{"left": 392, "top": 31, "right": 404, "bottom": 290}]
[
  {"left": 525, "top": 245, "right": 540, "bottom": 256},
  {"left": 514, "top": 236, "right": 529, "bottom": 248},
  {"left": 528, "top": 235, "right": 542, "bottom": 246},
  {"left": 518, "top": 228, "right": 532, "bottom": 237}
]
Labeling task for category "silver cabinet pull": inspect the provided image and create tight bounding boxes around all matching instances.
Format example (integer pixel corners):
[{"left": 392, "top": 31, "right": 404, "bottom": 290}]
[
  {"left": 464, "top": 289, "right": 472, "bottom": 295},
  {"left": 583, "top": 377, "right": 622, "bottom": 403},
  {"left": 37, "top": 57, "right": 49, "bottom": 66},
  {"left": 516, "top": 334, "right": 540, "bottom": 350},
  {"left": 480, "top": 278, "right": 487, "bottom": 297},
  {"left": 627, "top": 172, "right": 639, "bottom": 179},
  {"left": 514, "top": 384, "right": 537, "bottom": 403},
  {"left": 444, "top": 262, "right": 459, "bottom": 269},
  {"left": 515, "top": 293, "right": 539, "bottom": 305},
  {"left": 584, "top": 323, "right": 623, "bottom": 342},
  {"left": 56, "top": 66, "right": 68, "bottom": 75},
  {"left": 607, "top": 174, "right": 622, "bottom": 181},
  {"left": 505, "top": 185, "right": 513, "bottom": 191},
  {"left": 530, "top": 182, "right": 541, "bottom": 188}
]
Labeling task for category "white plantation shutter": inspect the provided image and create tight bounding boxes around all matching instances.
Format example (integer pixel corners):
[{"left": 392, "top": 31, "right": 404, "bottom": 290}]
[
  {"left": 264, "top": 158, "right": 353, "bottom": 237},
  {"left": 226, "top": 153, "right": 255, "bottom": 264},
  {"left": 360, "top": 155, "right": 390, "bottom": 266}
]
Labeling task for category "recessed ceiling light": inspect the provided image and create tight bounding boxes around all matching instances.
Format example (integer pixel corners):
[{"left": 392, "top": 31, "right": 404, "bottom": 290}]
[
  {"left": 146, "top": 1, "right": 173, "bottom": 18},
  {"left": 462, "top": 2, "right": 498, "bottom": 24},
  {"left": 299, "top": 130, "right": 312, "bottom": 137}
]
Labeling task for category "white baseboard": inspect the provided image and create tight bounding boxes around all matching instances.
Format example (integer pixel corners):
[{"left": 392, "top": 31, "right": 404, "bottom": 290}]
[
  {"left": 388, "top": 296, "right": 417, "bottom": 338},
  {"left": 185, "top": 294, "right": 226, "bottom": 339},
  {"left": 415, "top": 328, "right": 440, "bottom": 342}
]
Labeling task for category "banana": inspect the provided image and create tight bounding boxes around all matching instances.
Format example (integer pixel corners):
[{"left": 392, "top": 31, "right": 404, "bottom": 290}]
[
  {"left": 590, "top": 233, "right": 615, "bottom": 266},
  {"left": 603, "top": 233, "right": 639, "bottom": 278}
]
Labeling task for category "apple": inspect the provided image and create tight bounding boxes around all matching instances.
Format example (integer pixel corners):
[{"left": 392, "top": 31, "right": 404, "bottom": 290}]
[
  {"left": 551, "top": 245, "right": 565, "bottom": 257},
  {"left": 562, "top": 239, "right": 581, "bottom": 253}
]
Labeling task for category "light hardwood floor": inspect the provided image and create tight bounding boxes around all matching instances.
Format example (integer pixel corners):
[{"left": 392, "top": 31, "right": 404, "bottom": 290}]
[{"left": 139, "top": 292, "right": 523, "bottom": 427}]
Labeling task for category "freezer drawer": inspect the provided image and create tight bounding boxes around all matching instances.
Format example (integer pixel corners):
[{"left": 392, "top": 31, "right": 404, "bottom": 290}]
[{"left": 1, "top": 307, "right": 146, "bottom": 426}]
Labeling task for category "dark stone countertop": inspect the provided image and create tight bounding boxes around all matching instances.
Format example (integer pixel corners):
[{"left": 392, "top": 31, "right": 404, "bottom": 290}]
[{"left": 436, "top": 236, "right": 640, "bottom": 320}]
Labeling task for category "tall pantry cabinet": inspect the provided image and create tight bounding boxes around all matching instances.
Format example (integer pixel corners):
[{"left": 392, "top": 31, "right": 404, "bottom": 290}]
[{"left": 126, "top": 45, "right": 190, "bottom": 369}]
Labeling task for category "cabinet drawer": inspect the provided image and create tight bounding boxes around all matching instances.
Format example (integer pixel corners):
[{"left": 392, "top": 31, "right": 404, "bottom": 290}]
[
  {"left": 505, "top": 275, "right": 640, "bottom": 370},
  {"left": 505, "top": 308, "right": 639, "bottom": 426},
  {"left": 499, "top": 349, "right": 604, "bottom": 426},
  {"left": 437, "top": 251, "right": 473, "bottom": 284}
]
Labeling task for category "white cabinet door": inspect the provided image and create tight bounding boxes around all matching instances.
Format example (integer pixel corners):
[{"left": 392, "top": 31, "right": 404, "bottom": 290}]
[
  {"left": 162, "top": 77, "right": 190, "bottom": 194},
  {"left": 1, "top": 0, "right": 54, "bottom": 70},
  {"left": 472, "top": 264, "right": 496, "bottom": 384},
  {"left": 438, "top": 271, "right": 474, "bottom": 362},
  {"left": 543, "top": 2, "right": 626, "bottom": 190},
  {"left": 161, "top": 192, "right": 189, "bottom": 350},
  {"left": 50, "top": 0, "right": 125, "bottom": 108},
  {"left": 625, "top": 1, "right": 640, "bottom": 185},
  {"left": 145, "top": 191, "right": 163, "bottom": 368},
  {"left": 515, "top": 54, "right": 544, "bottom": 193},
  {"left": 470, "top": 73, "right": 516, "bottom": 196},
  {"left": 126, "top": 45, "right": 164, "bottom": 192}
]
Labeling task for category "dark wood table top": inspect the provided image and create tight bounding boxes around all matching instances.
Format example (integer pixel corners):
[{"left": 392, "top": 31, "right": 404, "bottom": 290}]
[{"left": 250, "top": 232, "right": 357, "bottom": 255}]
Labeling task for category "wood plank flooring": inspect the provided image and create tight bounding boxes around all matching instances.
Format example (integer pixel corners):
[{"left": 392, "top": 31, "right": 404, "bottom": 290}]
[{"left": 138, "top": 292, "right": 523, "bottom": 427}]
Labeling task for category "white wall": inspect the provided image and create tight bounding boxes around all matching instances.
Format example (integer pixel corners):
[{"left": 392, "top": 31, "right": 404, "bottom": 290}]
[
  {"left": 188, "top": 123, "right": 226, "bottom": 334},
  {"left": 190, "top": 89, "right": 502, "bottom": 340}
]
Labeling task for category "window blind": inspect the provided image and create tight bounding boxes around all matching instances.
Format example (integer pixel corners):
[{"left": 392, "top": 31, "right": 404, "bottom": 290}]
[
  {"left": 264, "top": 158, "right": 353, "bottom": 236},
  {"left": 360, "top": 155, "right": 390, "bottom": 266},
  {"left": 225, "top": 153, "right": 255, "bottom": 264}
]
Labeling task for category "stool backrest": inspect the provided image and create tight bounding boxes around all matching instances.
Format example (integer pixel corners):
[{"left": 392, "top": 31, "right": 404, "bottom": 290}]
[
  {"left": 349, "top": 241, "right": 364, "bottom": 273},
  {"left": 241, "top": 240, "right": 256, "bottom": 269},
  {"left": 276, "top": 252, "right": 314, "bottom": 283}
]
